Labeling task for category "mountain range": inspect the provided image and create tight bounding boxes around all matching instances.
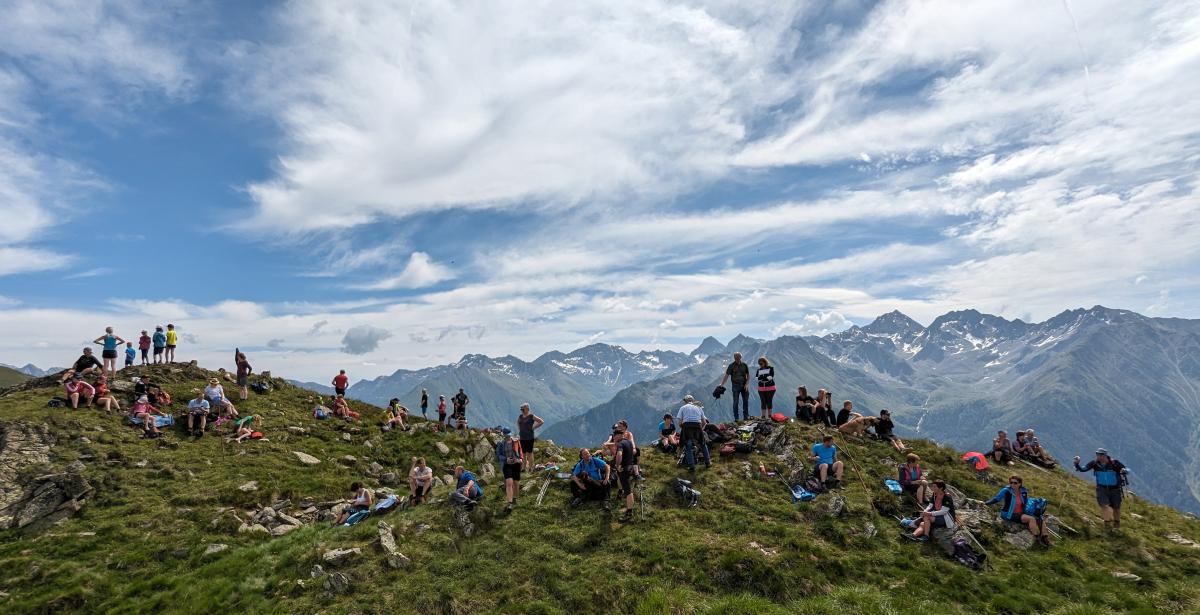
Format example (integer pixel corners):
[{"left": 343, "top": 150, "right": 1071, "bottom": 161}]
[{"left": 547, "top": 306, "right": 1200, "bottom": 515}]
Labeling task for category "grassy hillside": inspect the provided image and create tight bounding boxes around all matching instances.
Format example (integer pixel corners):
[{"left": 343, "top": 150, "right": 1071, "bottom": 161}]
[
  {"left": 0, "top": 364, "right": 1198, "bottom": 614},
  {"left": 0, "top": 365, "right": 29, "bottom": 387}
]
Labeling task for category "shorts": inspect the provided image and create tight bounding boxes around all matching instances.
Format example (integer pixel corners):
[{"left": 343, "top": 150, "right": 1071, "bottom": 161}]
[
  {"left": 125, "top": 358, "right": 134, "bottom": 366},
  {"left": 503, "top": 463, "right": 522, "bottom": 481},
  {"left": 617, "top": 468, "right": 633, "bottom": 494},
  {"left": 335, "top": 387, "right": 346, "bottom": 396},
  {"left": 102, "top": 349, "right": 118, "bottom": 359},
  {"left": 348, "top": 504, "right": 369, "bottom": 513},
  {"left": 153, "top": 347, "right": 164, "bottom": 355},
  {"left": 237, "top": 375, "right": 248, "bottom": 387},
  {"left": 931, "top": 515, "right": 949, "bottom": 528},
  {"left": 166, "top": 344, "right": 176, "bottom": 350},
  {"left": 520, "top": 439, "right": 535, "bottom": 456},
  {"left": 902, "top": 484, "right": 921, "bottom": 496},
  {"left": 140, "top": 349, "right": 149, "bottom": 359},
  {"left": 1096, "top": 485, "right": 1123, "bottom": 508}
]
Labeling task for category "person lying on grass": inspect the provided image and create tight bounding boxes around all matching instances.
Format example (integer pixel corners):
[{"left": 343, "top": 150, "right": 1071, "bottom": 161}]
[{"left": 231, "top": 415, "right": 259, "bottom": 443}]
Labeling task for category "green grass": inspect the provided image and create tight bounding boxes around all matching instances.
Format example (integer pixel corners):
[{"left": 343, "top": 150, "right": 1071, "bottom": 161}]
[
  {"left": 0, "top": 363, "right": 1198, "bottom": 614},
  {"left": 0, "top": 366, "right": 28, "bottom": 387}
]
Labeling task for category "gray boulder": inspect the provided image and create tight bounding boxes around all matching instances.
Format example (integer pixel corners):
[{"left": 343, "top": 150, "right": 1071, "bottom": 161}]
[
  {"left": 322, "top": 547, "right": 362, "bottom": 567},
  {"left": 293, "top": 451, "right": 321, "bottom": 465},
  {"left": 377, "top": 522, "right": 411, "bottom": 569}
]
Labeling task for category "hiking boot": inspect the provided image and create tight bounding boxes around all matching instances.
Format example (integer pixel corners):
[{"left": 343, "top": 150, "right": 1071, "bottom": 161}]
[
  {"left": 1038, "top": 535, "right": 1051, "bottom": 547},
  {"left": 618, "top": 510, "right": 633, "bottom": 523},
  {"left": 904, "top": 533, "right": 929, "bottom": 543},
  {"left": 503, "top": 502, "right": 514, "bottom": 513},
  {"left": 704, "top": 461, "right": 711, "bottom": 469},
  {"left": 602, "top": 501, "right": 612, "bottom": 512},
  {"left": 570, "top": 497, "right": 583, "bottom": 509}
]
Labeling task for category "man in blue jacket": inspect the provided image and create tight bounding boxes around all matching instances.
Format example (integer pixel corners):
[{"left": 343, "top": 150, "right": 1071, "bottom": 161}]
[
  {"left": 452, "top": 465, "right": 483, "bottom": 508},
  {"left": 1073, "top": 448, "right": 1127, "bottom": 532},
  {"left": 985, "top": 475, "right": 1050, "bottom": 546}
]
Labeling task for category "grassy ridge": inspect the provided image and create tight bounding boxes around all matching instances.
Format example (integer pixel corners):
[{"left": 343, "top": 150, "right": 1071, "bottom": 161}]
[{"left": 0, "top": 364, "right": 1198, "bottom": 614}]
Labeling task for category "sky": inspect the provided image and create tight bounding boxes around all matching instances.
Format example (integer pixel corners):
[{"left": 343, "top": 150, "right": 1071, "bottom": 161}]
[{"left": 0, "top": 0, "right": 1198, "bottom": 381}]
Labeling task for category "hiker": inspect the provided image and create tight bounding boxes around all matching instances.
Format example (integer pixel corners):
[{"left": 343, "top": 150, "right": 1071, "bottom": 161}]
[
  {"left": 991, "top": 431, "right": 1015, "bottom": 465},
  {"left": 905, "top": 480, "right": 956, "bottom": 542},
  {"left": 675, "top": 394, "right": 711, "bottom": 472},
  {"left": 1073, "top": 448, "right": 1128, "bottom": 532},
  {"left": 813, "top": 388, "right": 834, "bottom": 427},
  {"left": 187, "top": 389, "right": 210, "bottom": 436},
  {"left": 152, "top": 326, "right": 166, "bottom": 364},
  {"left": 232, "top": 415, "right": 259, "bottom": 443},
  {"left": 835, "top": 400, "right": 856, "bottom": 426},
  {"left": 408, "top": 457, "right": 433, "bottom": 506},
  {"left": 452, "top": 388, "right": 470, "bottom": 430},
  {"left": 146, "top": 382, "right": 171, "bottom": 407},
  {"left": 498, "top": 429, "right": 524, "bottom": 512},
  {"left": 332, "top": 395, "right": 360, "bottom": 421},
  {"left": 205, "top": 378, "right": 237, "bottom": 417},
  {"left": 898, "top": 453, "right": 928, "bottom": 503},
  {"left": 796, "top": 386, "right": 815, "bottom": 423},
  {"left": 437, "top": 395, "right": 447, "bottom": 429},
  {"left": 332, "top": 369, "right": 349, "bottom": 397},
  {"left": 62, "top": 373, "right": 96, "bottom": 409},
  {"left": 874, "top": 409, "right": 905, "bottom": 452},
  {"left": 234, "top": 349, "right": 252, "bottom": 401},
  {"left": 384, "top": 398, "right": 408, "bottom": 431},
  {"left": 71, "top": 347, "right": 103, "bottom": 376},
  {"left": 611, "top": 420, "right": 641, "bottom": 479},
  {"left": 1022, "top": 429, "right": 1046, "bottom": 457},
  {"left": 130, "top": 395, "right": 166, "bottom": 438},
  {"left": 614, "top": 427, "right": 637, "bottom": 522},
  {"left": 452, "top": 466, "right": 482, "bottom": 507},
  {"left": 657, "top": 413, "right": 679, "bottom": 453},
  {"left": 92, "top": 327, "right": 126, "bottom": 378},
  {"left": 137, "top": 330, "right": 152, "bottom": 365},
  {"left": 93, "top": 376, "right": 121, "bottom": 412},
  {"left": 164, "top": 324, "right": 178, "bottom": 363},
  {"left": 985, "top": 475, "right": 1051, "bottom": 546},
  {"left": 517, "top": 403, "right": 544, "bottom": 472},
  {"left": 419, "top": 389, "right": 429, "bottom": 420},
  {"left": 335, "top": 482, "right": 374, "bottom": 525},
  {"left": 717, "top": 352, "right": 750, "bottom": 421},
  {"left": 755, "top": 356, "right": 776, "bottom": 419},
  {"left": 123, "top": 342, "right": 136, "bottom": 368},
  {"left": 569, "top": 448, "right": 611, "bottom": 507},
  {"left": 809, "top": 435, "right": 844, "bottom": 485}
]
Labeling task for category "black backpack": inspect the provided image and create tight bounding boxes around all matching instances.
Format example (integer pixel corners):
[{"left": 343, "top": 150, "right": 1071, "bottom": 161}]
[
  {"left": 803, "top": 476, "right": 826, "bottom": 494},
  {"left": 951, "top": 537, "right": 986, "bottom": 571},
  {"left": 672, "top": 478, "right": 700, "bottom": 508}
]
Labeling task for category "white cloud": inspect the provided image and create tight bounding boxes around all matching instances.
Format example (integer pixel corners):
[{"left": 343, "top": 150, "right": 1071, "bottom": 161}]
[
  {"left": 770, "top": 311, "right": 851, "bottom": 338},
  {"left": 355, "top": 252, "right": 454, "bottom": 291},
  {"left": 0, "top": 246, "right": 75, "bottom": 276},
  {"left": 340, "top": 325, "right": 393, "bottom": 355}
]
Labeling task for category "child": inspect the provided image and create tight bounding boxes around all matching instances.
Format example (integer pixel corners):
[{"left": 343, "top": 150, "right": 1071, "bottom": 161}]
[
  {"left": 94, "top": 376, "right": 122, "bottom": 413},
  {"left": 124, "top": 342, "right": 136, "bottom": 368},
  {"left": 232, "top": 415, "right": 259, "bottom": 443},
  {"left": 164, "top": 324, "right": 178, "bottom": 363},
  {"left": 130, "top": 395, "right": 166, "bottom": 438}
]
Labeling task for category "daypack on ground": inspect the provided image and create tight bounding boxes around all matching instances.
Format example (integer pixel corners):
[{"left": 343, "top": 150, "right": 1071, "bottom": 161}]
[
  {"left": 1026, "top": 496, "right": 1048, "bottom": 518},
  {"left": 672, "top": 478, "right": 700, "bottom": 508},
  {"left": 803, "top": 476, "right": 826, "bottom": 494},
  {"left": 250, "top": 382, "right": 270, "bottom": 394},
  {"left": 951, "top": 537, "right": 986, "bottom": 571},
  {"left": 884, "top": 479, "right": 903, "bottom": 495},
  {"left": 374, "top": 494, "right": 400, "bottom": 514}
]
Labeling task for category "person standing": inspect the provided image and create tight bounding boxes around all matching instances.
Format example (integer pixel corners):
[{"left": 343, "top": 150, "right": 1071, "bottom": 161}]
[
  {"left": 124, "top": 342, "right": 136, "bottom": 368},
  {"left": 152, "top": 326, "right": 167, "bottom": 364},
  {"left": 234, "top": 349, "right": 252, "bottom": 401},
  {"left": 164, "top": 324, "right": 178, "bottom": 363},
  {"left": 614, "top": 428, "right": 637, "bottom": 522},
  {"left": 755, "top": 357, "right": 776, "bottom": 419},
  {"left": 452, "top": 388, "right": 470, "bottom": 431},
  {"left": 93, "top": 327, "right": 126, "bottom": 378},
  {"left": 717, "top": 352, "right": 750, "bottom": 421},
  {"left": 419, "top": 389, "right": 429, "bottom": 420},
  {"left": 137, "top": 330, "right": 152, "bottom": 365},
  {"left": 332, "top": 370, "right": 349, "bottom": 397},
  {"left": 517, "top": 404, "right": 544, "bottom": 472},
  {"left": 499, "top": 429, "right": 524, "bottom": 512},
  {"left": 675, "top": 394, "right": 710, "bottom": 472},
  {"left": 437, "top": 395, "right": 447, "bottom": 430},
  {"left": 1074, "top": 448, "right": 1128, "bottom": 532}
]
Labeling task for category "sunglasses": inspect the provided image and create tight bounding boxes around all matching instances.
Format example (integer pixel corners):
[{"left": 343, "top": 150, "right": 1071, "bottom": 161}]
[{"left": 1009, "top": 481, "right": 1021, "bottom": 485}]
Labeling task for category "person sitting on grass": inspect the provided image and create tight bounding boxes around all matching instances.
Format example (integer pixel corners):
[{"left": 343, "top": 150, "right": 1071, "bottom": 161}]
[
  {"left": 231, "top": 414, "right": 259, "bottom": 443},
  {"left": 985, "top": 475, "right": 1050, "bottom": 546},
  {"left": 873, "top": 409, "right": 906, "bottom": 452},
  {"left": 187, "top": 389, "right": 210, "bottom": 437},
  {"left": 383, "top": 398, "right": 408, "bottom": 431},
  {"left": 334, "top": 482, "right": 373, "bottom": 525},
  {"left": 93, "top": 375, "right": 122, "bottom": 413},
  {"left": 905, "top": 480, "right": 956, "bottom": 542},
  {"left": 809, "top": 435, "right": 844, "bottom": 486},
  {"left": 62, "top": 372, "right": 96, "bottom": 409},
  {"left": 569, "top": 448, "right": 611, "bottom": 508},
  {"left": 451, "top": 466, "right": 482, "bottom": 508},
  {"left": 657, "top": 413, "right": 679, "bottom": 453},
  {"left": 898, "top": 453, "right": 928, "bottom": 503},
  {"left": 205, "top": 378, "right": 236, "bottom": 417},
  {"left": 991, "top": 430, "right": 1015, "bottom": 465},
  {"left": 71, "top": 348, "right": 103, "bottom": 377},
  {"left": 332, "top": 395, "right": 360, "bottom": 421},
  {"left": 130, "top": 395, "right": 166, "bottom": 438},
  {"left": 147, "top": 383, "right": 172, "bottom": 407},
  {"left": 408, "top": 457, "right": 433, "bottom": 507}
]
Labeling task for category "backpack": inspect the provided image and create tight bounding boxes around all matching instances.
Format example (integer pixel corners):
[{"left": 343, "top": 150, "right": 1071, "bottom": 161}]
[
  {"left": 1025, "top": 497, "right": 1047, "bottom": 518},
  {"left": 374, "top": 494, "right": 400, "bottom": 514},
  {"left": 803, "top": 476, "right": 826, "bottom": 494},
  {"left": 719, "top": 442, "right": 736, "bottom": 456},
  {"left": 791, "top": 484, "right": 816, "bottom": 502},
  {"left": 313, "top": 407, "right": 329, "bottom": 420},
  {"left": 672, "top": 478, "right": 700, "bottom": 508},
  {"left": 951, "top": 537, "right": 986, "bottom": 571},
  {"left": 250, "top": 382, "right": 270, "bottom": 394},
  {"left": 734, "top": 440, "right": 755, "bottom": 454},
  {"left": 250, "top": 431, "right": 264, "bottom": 440},
  {"left": 771, "top": 412, "right": 787, "bottom": 423},
  {"left": 712, "top": 385, "right": 726, "bottom": 399},
  {"left": 884, "top": 479, "right": 903, "bottom": 495}
]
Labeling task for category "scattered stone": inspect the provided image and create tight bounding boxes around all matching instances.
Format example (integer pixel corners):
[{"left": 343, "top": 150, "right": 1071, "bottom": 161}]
[
  {"left": 271, "top": 499, "right": 292, "bottom": 511},
  {"left": 441, "top": 475, "right": 454, "bottom": 487},
  {"left": 109, "top": 380, "right": 135, "bottom": 393},
  {"left": 324, "top": 572, "right": 351, "bottom": 594},
  {"left": 237, "top": 523, "right": 270, "bottom": 534},
  {"left": 368, "top": 462, "right": 384, "bottom": 476},
  {"left": 293, "top": 451, "right": 321, "bottom": 466},
  {"left": 322, "top": 547, "right": 362, "bottom": 567},
  {"left": 287, "top": 426, "right": 307, "bottom": 435},
  {"left": 278, "top": 513, "right": 303, "bottom": 527},
  {"left": 1002, "top": 528, "right": 1036, "bottom": 550},
  {"left": 380, "top": 472, "right": 398, "bottom": 485},
  {"left": 453, "top": 507, "right": 475, "bottom": 537},
  {"left": 342, "top": 433, "right": 352, "bottom": 442},
  {"left": 1166, "top": 533, "right": 1200, "bottom": 548},
  {"left": 823, "top": 495, "right": 847, "bottom": 518},
  {"left": 435, "top": 442, "right": 451, "bottom": 456},
  {"left": 271, "top": 524, "right": 300, "bottom": 537},
  {"left": 377, "top": 522, "right": 411, "bottom": 569},
  {"left": 861, "top": 522, "right": 877, "bottom": 539},
  {"left": 66, "top": 461, "right": 86, "bottom": 473},
  {"left": 77, "top": 531, "right": 96, "bottom": 537},
  {"left": 173, "top": 548, "right": 189, "bottom": 559},
  {"left": 309, "top": 564, "right": 325, "bottom": 579},
  {"left": 741, "top": 462, "right": 753, "bottom": 480},
  {"left": 204, "top": 544, "right": 229, "bottom": 556},
  {"left": 749, "top": 541, "right": 778, "bottom": 558},
  {"left": 92, "top": 426, "right": 105, "bottom": 432},
  {"left": 432, "top": 477, "right": 444, "bottom": 488},
  {"left": 1111, "top": 571, "right": 1141, "bottom": 581},
  {"left": 414, "top": 523, "right": 431, "bottom": 534},
  {"left": 299, "top": 498, "right": 315, "bottom": 508},
  {"left": 135, "top": 459, "right": 149, "bottom": 468},
  {"left": 473, "top": 438, "right": 493, "bottom": 462},
  {"left": 341, "top": 455, "right": 358, "bottom": 465},
  {"left": 480, "top": 463, "right": 495, "bottom": 479},
  {"left": 77, "top": 437, "right": 91, "bottom": 445},
  {"left": 239, "top": 481, "right": 259, "bottom": 492},
  {"left": 363, "top": 440, "right": 374, "bottom": 450}
]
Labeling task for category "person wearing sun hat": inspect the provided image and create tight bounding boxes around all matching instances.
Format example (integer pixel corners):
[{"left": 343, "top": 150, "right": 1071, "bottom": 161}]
[
  {"left": 675, "top": 394, "right": 710, "bottom": 472},
  {"left": 205, "top": 377, "right": 237, "bottom": 417}
]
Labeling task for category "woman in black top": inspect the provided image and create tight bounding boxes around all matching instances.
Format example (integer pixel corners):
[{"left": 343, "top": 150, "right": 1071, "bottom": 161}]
[
  {"left": 874, "top": 409, "right": 906, "bottom": 452},
  {"left": 795, "top": 386, "right": 815, "bottom": 422},
  {"left": 755, "top": 357, "right": 776, "bottom": 418}
]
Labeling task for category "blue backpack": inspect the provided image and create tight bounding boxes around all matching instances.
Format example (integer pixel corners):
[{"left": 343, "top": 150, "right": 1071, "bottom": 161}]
[
  {"left": 1026, "top": 497, "right": 1047, "bottom": 518},
  {"left": 884, "top": 479, "right": 903, "bottom": 495}
]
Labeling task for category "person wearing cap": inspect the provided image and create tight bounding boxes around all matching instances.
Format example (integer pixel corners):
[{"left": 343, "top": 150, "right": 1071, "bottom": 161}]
[
  {"left": 675, "top": 394, "right": 710, "bottom": 472},
  {"left": 62, "top": 372, "right": 96, "bottom": 409},
  {"left": 873, "top": 409, "right": 905, "bottom": 452},
  {"left": 1074, "top": 448, "right": 1128, "bottom": 532},
  {"left": 71, "top": 347, "right": 103, "bottom": 376},
  {"left": 499, "top": 429, "right": 524, "bottom": 512},
  {"left": 187, "top": 389, "right": 210, "bottom": 437},
  {"left": 151, "top": 326, "right": 167, "bottom": 364},
  {"left": 985, "top": 475, "right": 1051, "bottom": 546},
  {"left": 717, "top": 352, "right": 750, "bottom": 422}
]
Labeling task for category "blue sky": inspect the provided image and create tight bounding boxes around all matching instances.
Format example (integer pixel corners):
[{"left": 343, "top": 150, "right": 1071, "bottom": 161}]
[{"left": 1, "top": 0, "right": 1198, "bottom": 381}]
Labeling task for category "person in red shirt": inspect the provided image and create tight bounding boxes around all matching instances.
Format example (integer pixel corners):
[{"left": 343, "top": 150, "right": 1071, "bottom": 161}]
[
  {"left": 137, "top": 330, "right": 152, "bottom": 365},
  {"left": 331, "top": 370, "right": 349, "bottom": 396}
]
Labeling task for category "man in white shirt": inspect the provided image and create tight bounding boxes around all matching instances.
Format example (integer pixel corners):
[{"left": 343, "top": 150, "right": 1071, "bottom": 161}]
[{"left": 675, "top": 395, "right": 710, "bottom": 472}]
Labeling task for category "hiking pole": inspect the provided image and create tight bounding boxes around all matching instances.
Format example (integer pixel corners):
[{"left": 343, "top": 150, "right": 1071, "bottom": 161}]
[{"left": 638, "top": 482, "right": 645, "bottom": 521}]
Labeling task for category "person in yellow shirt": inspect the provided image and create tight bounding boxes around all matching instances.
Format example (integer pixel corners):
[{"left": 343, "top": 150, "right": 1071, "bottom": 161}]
[{"left": 165, "top": 323, "right": 179, "bottom": 363}]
